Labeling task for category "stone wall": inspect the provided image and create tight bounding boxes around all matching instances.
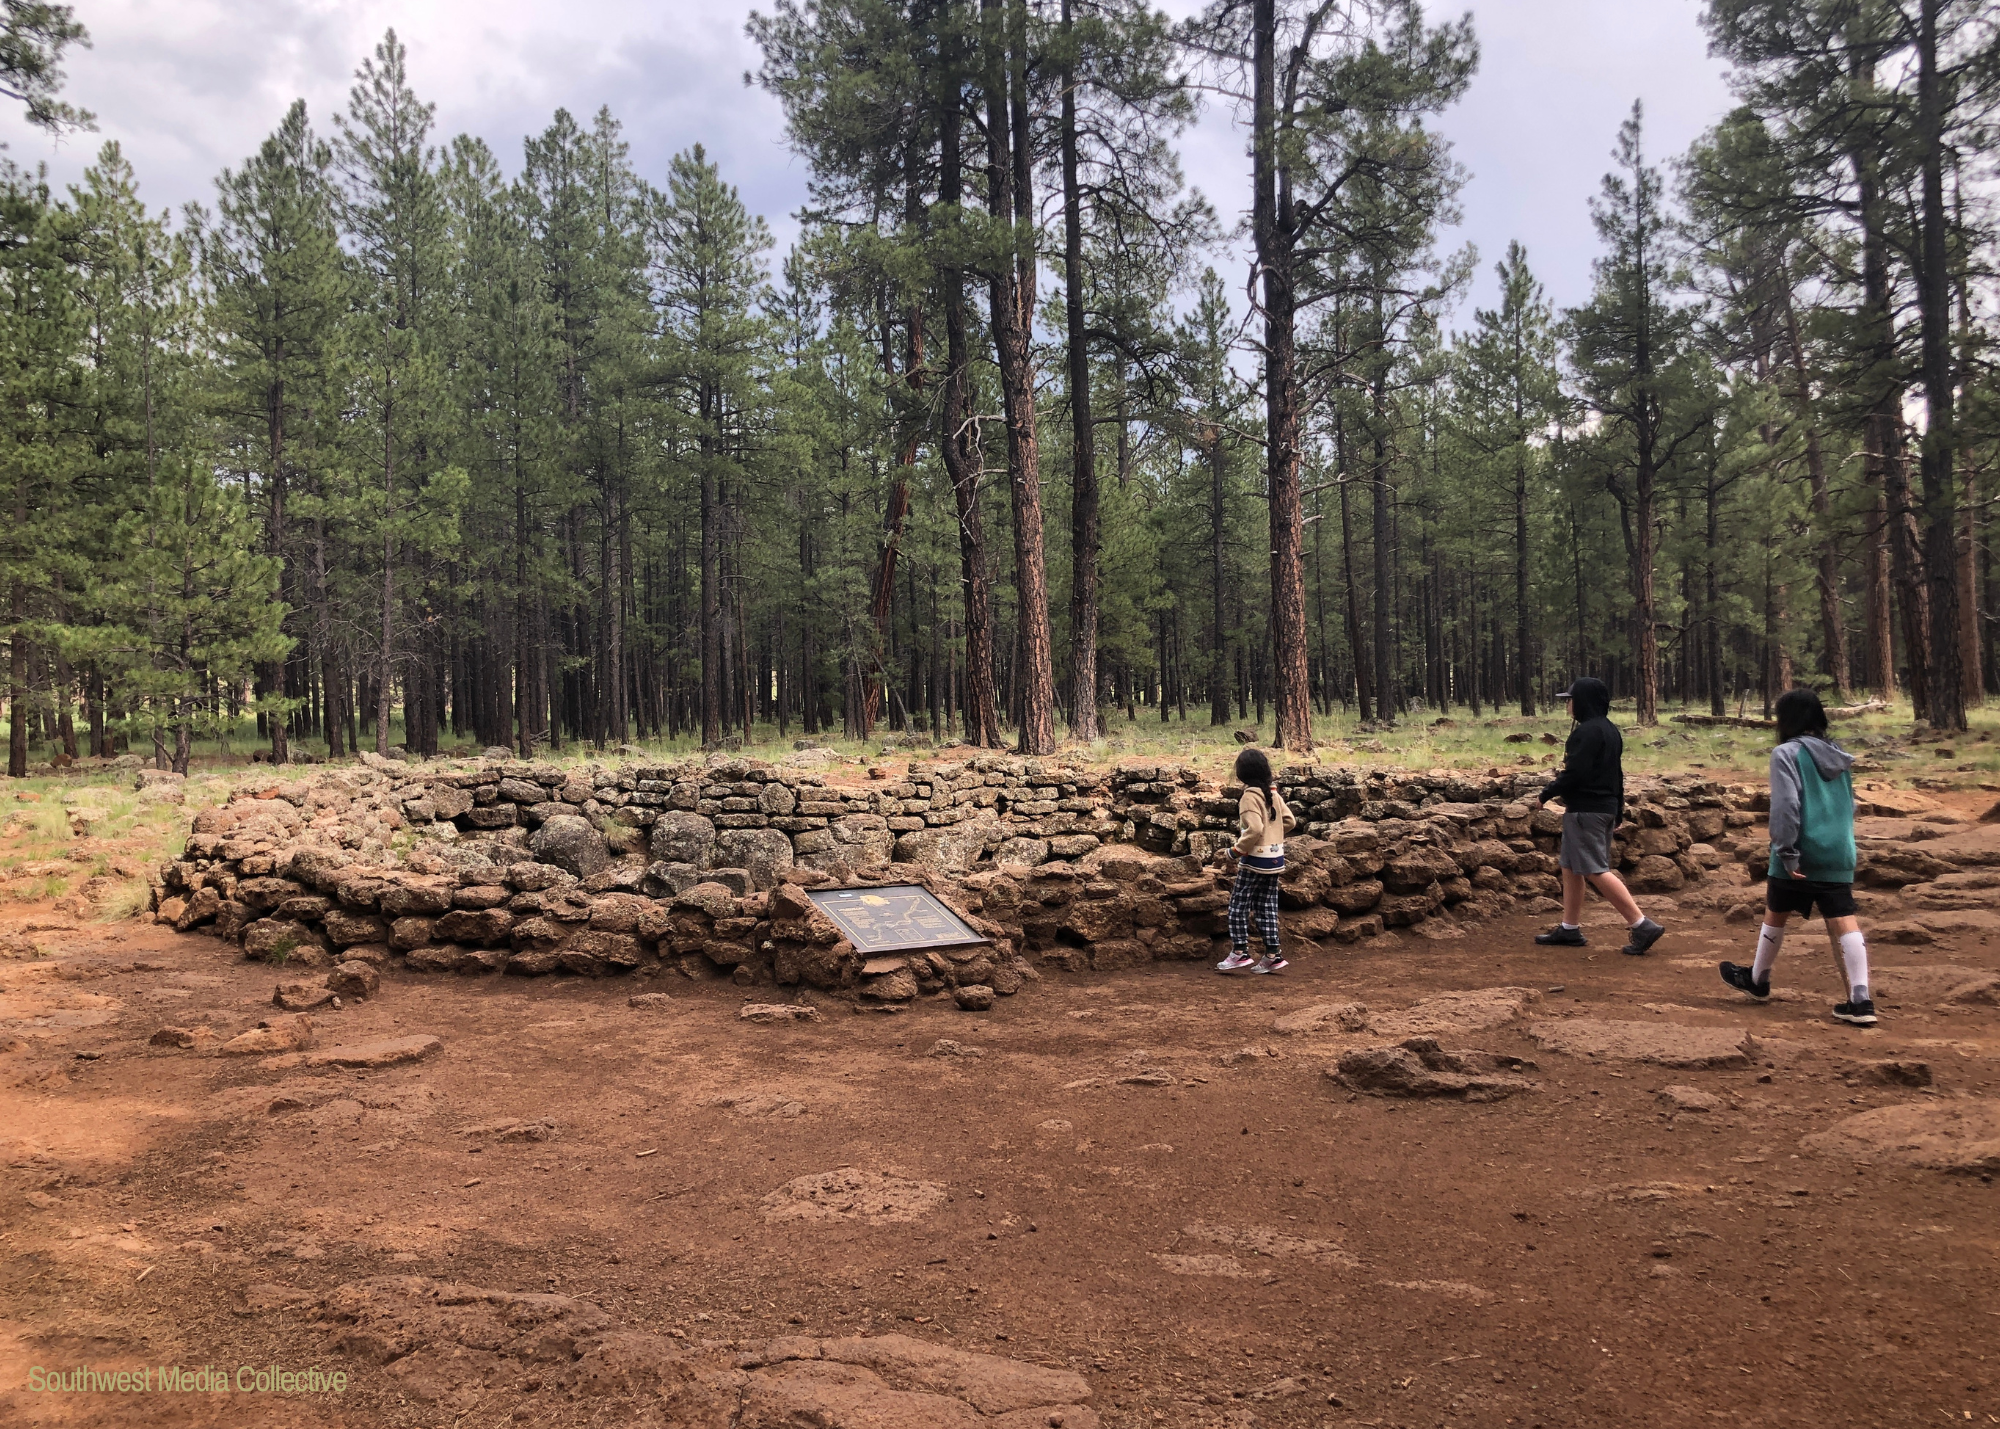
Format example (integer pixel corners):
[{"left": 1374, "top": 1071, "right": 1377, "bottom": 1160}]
[{"left": 155, "top": 750, "right": 1757, "bottom": 1004}]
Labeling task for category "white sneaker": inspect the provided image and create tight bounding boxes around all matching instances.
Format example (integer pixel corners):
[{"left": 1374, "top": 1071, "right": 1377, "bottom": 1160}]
[
  {"left": 1252, "top": 954, "right": 1288, "bottom": 974},
  {"left": 1216, "top": 950, "right": 1256, "bottom": 972}
]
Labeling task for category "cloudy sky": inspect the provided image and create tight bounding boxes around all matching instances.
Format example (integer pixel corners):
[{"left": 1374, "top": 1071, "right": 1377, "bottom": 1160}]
[{"left": 0, "top": 0, "right": 1738, "bottom": 320}]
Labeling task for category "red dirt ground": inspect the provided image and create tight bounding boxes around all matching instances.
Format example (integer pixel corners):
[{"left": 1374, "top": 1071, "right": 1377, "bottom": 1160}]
[{"left": 1, "top": 871, "right": 1996, "bottom": 1428}]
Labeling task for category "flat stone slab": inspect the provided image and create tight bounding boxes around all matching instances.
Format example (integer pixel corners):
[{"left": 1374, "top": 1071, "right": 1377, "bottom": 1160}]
[
  {"left": 1873, "top": 965, "right": 1995, "bottom": 1005},
  {"left": 303, "top": 1034, "right": 443, "bottom": 1069},
  {"left": 1369, "top": 987, "right": 1541, "bottom": 1040},
  {"left": 1800, "top": 1099, "right": 2000, "bottom": 1173},
  {"left": 1526, "top": 1019, "right": 1750, "bottom": 1069},
  {"left": 314, "top": 1276, "right": 1097, "bottom": 1426},
  {"left": 761, "top": 1168, "right": 947, "bottom": 1225}
]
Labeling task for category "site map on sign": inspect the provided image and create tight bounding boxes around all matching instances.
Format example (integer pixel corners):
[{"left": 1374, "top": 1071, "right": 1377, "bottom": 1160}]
[{"left": 805, "top": 886, "right": 989, "bottom": 954}]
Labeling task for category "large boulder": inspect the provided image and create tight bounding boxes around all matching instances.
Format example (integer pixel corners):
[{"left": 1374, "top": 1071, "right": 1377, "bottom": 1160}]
[
  {"left": 531, "top": 814, "right": 611, "bottom": 879},
  {"left": 893, "top": 817, "right": 999, "bottom": 874},
  {"left": 715, "top": 828, "right": 795, "bottom": 891},
  {"left": 649, "top": 811, "right": 717, "bottom": 868}
]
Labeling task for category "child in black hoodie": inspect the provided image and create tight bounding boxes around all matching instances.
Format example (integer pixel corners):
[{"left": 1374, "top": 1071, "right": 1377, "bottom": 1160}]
[{"left": 1531, "top": 676, "right": 1666, "bottom": 956}]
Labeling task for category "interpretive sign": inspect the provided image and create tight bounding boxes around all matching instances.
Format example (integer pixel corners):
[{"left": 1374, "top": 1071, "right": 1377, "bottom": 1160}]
[{"left": 806, "top": 885, "right": 988, "bottom": 955}]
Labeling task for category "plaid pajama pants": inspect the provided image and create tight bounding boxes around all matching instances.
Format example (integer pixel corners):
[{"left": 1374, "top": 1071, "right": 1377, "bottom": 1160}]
[{"left": 1227, "top": 868, "right": 1283, "bottom": 953}]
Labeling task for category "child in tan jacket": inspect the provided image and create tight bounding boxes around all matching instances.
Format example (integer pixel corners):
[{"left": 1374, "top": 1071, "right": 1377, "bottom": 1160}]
[{"left": 1219, "top": 747, "right": 1297, "bottom": 973}]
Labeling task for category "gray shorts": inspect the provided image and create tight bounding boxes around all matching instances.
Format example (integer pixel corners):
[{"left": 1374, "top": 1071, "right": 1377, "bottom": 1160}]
[{"left": 1559, "top": 811, "right": 1616, "bottom": 875}]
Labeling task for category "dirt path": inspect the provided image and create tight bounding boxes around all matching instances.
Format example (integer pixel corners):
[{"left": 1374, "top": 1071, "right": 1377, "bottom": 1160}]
[{"left": 1, "top": 882, "right": 1996, "bottom": 1429}]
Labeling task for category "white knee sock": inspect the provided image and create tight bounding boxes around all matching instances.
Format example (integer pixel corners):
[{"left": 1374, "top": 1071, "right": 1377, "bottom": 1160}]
[
  {"left": 1751, "top": 924, "right": 1784, "bottom": 983},
  {"left": 1838, "top": 930, "right": 1870, "bottom": 1002}
]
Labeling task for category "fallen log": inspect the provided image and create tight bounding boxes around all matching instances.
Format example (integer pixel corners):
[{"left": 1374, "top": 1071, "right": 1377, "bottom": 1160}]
[
  {"left": 1671, "top": 698, "right": 1887, "bottom": 731},
  {"left": 1672, "top": 713, "right": 1774, "bottom": 729}
]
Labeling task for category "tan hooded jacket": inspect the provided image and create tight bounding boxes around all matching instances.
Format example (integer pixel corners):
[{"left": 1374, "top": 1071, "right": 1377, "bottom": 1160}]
[{"left": 1233, "top": 786, "right": 1297, "bottom": 858}]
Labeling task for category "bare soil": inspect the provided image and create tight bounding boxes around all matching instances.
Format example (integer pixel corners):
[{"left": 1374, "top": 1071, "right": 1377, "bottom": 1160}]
[{"left": 1, "top": 873, "right": 1996, "bottom": 1428}]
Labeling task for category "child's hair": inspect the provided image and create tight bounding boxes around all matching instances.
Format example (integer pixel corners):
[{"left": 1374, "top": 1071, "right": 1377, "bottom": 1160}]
[
  {"left": 1234, "top": 747, "right": 1275, "bottom": 807},
  {"left": 1774, "top": 687, "right": 1830, "bottom": 743}
]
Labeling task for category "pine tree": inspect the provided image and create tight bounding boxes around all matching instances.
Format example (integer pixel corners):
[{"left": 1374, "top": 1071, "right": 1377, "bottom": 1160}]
[{"left": 197, "top": 99, "right": 348, "bottom": 762}]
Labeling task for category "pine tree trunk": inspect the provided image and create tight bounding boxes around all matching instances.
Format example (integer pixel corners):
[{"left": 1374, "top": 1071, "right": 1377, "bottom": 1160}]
[
  {"left": 1514, "top": 439, "right": 1534, "bottom": 715},
  {"left": 377, "top": 416, "right": 395, "bottom": 756},
  {"left": 699, "top": 384, "right": 722, "bottom": 747},
  {"left": 984, "top": 0, "right": 1056, "bottom": 756},
  {"left": 1209, "top": 430, "right": 1231, "bottom": 727},
  {"left": 1060, "top": 0, "right": 1099, "bottom": 742},
  {"left": 939, "top": 74, "right": 1000, "bottom": 749},
  {"left": 1251, "top": 0, "right": 1313, "bottom": 752},
  {"left": 1339, "top": 477, "right": 1373, "bottom": 723},
  {"left": 1371, "top": 417, "right": 1394, "bottom": 721},
  {"left": 1915, "top": 0, "right": 1965, "bottom": 730},
  {"left": 1962, "top": 466, "right": 1982, "bottom": 707},
  {"left": 1779, "top": 293, "right": 1849, "bottom": 698}
]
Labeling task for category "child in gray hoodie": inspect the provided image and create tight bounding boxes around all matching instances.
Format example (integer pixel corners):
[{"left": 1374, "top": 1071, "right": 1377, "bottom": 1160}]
[{"left": 1720, "top": 687, "right": 1876, "bottom": 1025}]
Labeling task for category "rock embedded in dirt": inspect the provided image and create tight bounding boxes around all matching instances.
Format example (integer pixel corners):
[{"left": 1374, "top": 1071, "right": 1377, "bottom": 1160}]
[
  {"left": 1333, "top": 1038, "right": 1537, "bottom": 1101},
  {"left": 272, "top": 980, "right": 337, "bottom": 1012},
  {"left": 149, "top": 1025, "right": 215, "bottom": 1050},
  {"left": 953, "top": 983, "right": 996, "bottom": 1011},
  {"left": 741, "top": 1003, "right": 822, "bottom": 1024},
  {"left": 220, "top": 1015, "right": 316, "bottom": 1057},
  {"left": 1656, "top": 1085, "right": 1723, "bottom": 1113},
  {"left": 929, "top": 1038, "right": 982, "bottom": 1058},
  {"left": 1272, "top": 1001, "right": 1370, "bottom": 1035},
  {"left": 1370, "top": 987, "right": 1543, "bottom": 1040},
  {"left": 626, "top": 992, "right": 673, "bottom": 1010},
  {"left": 1526, "top": 1020, "right": 1751, "bottom": 1070},
  {"left": 457, "top": 1117, "right": 557, "bottom": 1143},
  {"left": 1843, "top": 1059, "right": 1931, "bottom": 1088},
  {"left": 1801, "top": 1098, "right": 2000, "bottom": 1173},
  {"left": 324, "top": 961, "right": 380, "bottom": 1000},
  {"left": 302, "top": 1034, "right": 442, "bottom": 1069},
  {"left": 761, "top": 1168, "right": 949, "bottom": 1224}
]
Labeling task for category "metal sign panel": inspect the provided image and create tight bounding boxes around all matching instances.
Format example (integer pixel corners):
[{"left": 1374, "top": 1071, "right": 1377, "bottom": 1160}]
[{"left": 806, "top": 885, "right": 988, "bottom": 954}]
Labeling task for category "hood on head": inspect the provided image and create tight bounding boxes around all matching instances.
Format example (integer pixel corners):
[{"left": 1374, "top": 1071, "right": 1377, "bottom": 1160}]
[
  {"left": 1561, "top": 676, "right": 1611, "bottom": 722},
  {"left": 1793, "top": 733, "right": 1854, "bottom": 778}
]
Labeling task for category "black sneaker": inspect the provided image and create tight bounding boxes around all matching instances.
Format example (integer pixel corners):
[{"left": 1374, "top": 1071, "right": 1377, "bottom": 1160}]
[
  {"left": 1833, "top": 999, "right": 1879, "bottom": 1026},
  {"left": 1535, "top": 924, "right": 1587, "bottom": 946},
  {"left": 1719, "top": 962, "right": 1771, "bottom": 1000},
  {"left": 1621, "top": 918, "right": 1666, "bottom": 956}
]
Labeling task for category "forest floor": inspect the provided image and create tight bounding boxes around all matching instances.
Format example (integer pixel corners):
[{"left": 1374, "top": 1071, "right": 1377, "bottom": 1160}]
[{"left": 0, "top": 759, "right": 1997, "bottom": 1428}]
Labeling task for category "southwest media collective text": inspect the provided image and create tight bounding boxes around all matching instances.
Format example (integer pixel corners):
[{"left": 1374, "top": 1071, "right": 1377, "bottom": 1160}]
[{"left": 27, "top": 1364, "right": 350, "bottom": 1393}]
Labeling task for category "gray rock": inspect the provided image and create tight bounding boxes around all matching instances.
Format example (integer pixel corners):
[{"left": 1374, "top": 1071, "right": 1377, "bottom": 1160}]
[
  {"left": 994, "top": 837, "right": 1051, "bottom": 867},
  {"left": 649, "top": 810, "right": 717, "bottom": 868},
  {"left": 530, "top": 814, "right": 612, "bottom": 879},
  {"left": 716, "top": 828, "right": 795, "bottom": 891},
  {"left": 641, "top": 861, "right": 703, "bottom": 898}
]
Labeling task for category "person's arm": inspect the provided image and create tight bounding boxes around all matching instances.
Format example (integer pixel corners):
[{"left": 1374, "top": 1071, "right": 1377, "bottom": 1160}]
[
  {"left": 1233, "top": 790, "right": 1267, "bottom": 855},
  {"left": 1539, "top": 726, "right": 1589, "bottom": 805},
  {"left": 1767, "top": 744, "right": 1804, "bottom": 876},
  {"left": 1276, "top": 789, "right": 1297, "bottom": 834}
]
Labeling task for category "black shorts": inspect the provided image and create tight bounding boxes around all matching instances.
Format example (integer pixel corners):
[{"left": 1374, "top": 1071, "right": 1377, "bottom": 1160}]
[{"left": 1764, "top": 877, "right": 1857, "bottom": 920}]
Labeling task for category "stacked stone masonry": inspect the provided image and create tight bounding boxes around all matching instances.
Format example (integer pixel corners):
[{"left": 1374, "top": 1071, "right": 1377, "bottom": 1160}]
[{"left": 156, "top": 750, "right": 1772, "bottom": 1002}]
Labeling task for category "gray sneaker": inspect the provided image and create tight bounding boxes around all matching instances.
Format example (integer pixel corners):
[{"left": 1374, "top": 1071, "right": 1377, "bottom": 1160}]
[{"left": 1621, "top": 919, "right": 1665, "bottom": 956}]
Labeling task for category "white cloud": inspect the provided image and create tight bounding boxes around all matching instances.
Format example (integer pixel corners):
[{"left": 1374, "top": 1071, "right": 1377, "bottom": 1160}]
[{"left": 2, "top": 0, "right": 1734, "bottom": 319}]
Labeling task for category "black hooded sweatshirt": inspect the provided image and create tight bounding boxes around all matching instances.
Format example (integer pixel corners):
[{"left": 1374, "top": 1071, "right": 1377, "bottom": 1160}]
[{"left": 1538, "top": 677, "right": 1623, "bottom": 818}]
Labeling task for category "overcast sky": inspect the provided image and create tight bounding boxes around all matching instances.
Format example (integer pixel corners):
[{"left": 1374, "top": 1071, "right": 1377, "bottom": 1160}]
[{"left": 0, "top": 0, "right": 1738, "bottom": 322}]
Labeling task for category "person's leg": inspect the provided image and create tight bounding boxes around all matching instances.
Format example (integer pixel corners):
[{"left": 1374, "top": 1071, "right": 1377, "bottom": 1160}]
[
  {"left": 1586, "top": 870, "right": 1643, "bottom": 925},
  {"left": 1826, "top": 912, "right": 1872, "bottom": 1013},
  {"left": 1561, "top": 868, "right": 1586, "bottom": 925},
  {"left": 1724, "top": 890, "right": 1792, "bottom": 997},
  {"left": 1219, "top": 869, "right": 1256, "bottom": 971},
  {"left": 1253, "top": 874, "right": 1286, "bottom": 970}
]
